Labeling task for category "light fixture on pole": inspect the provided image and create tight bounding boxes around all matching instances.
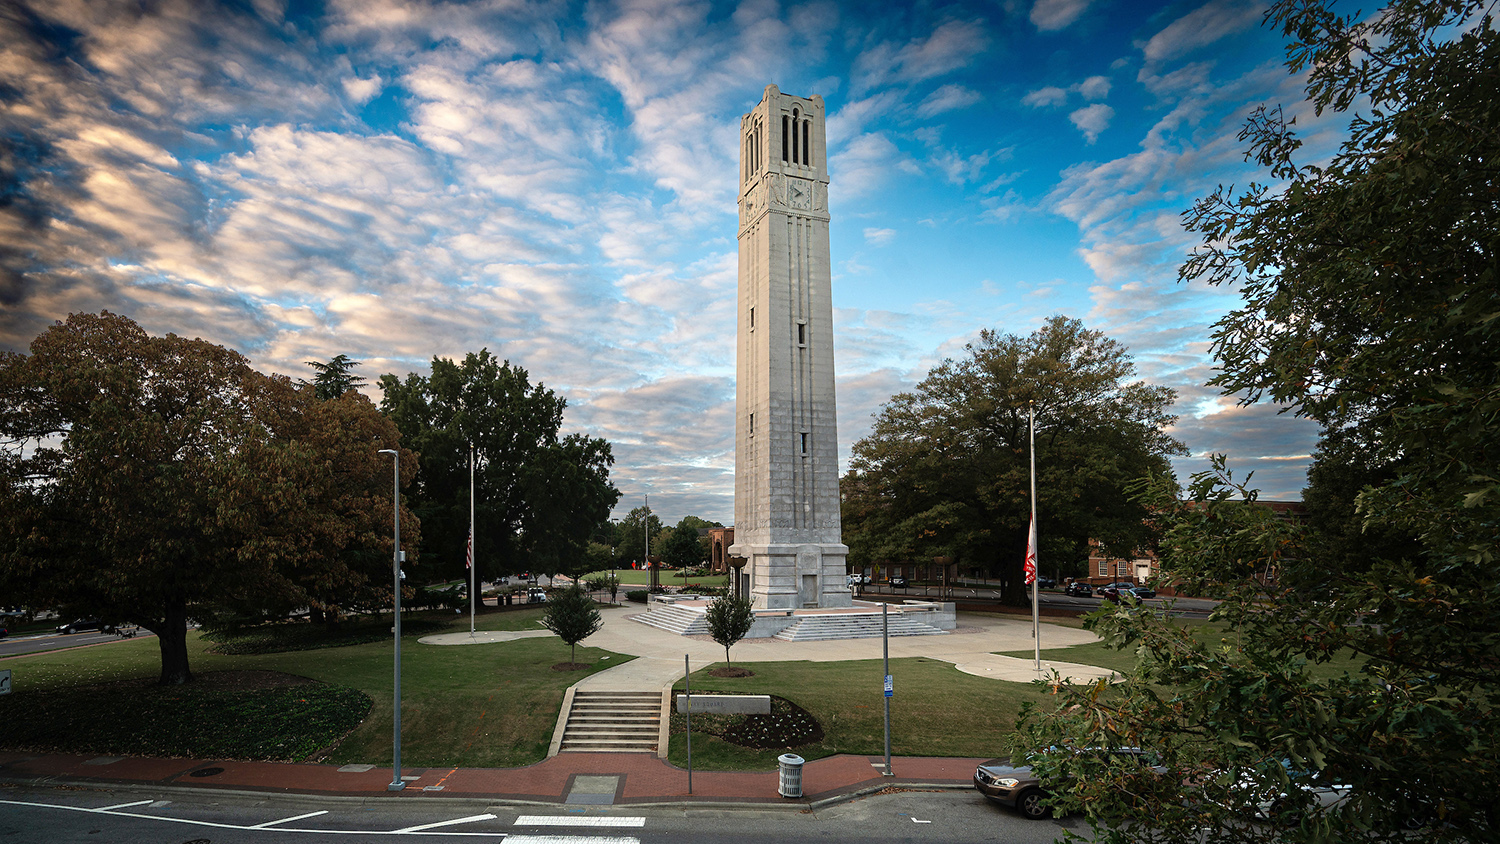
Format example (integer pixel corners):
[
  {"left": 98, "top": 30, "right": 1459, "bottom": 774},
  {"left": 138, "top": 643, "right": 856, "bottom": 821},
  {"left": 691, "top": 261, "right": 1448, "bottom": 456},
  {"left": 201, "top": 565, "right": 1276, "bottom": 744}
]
[{"left": 378, "top": 448, "right": 406, "bottom": 792}]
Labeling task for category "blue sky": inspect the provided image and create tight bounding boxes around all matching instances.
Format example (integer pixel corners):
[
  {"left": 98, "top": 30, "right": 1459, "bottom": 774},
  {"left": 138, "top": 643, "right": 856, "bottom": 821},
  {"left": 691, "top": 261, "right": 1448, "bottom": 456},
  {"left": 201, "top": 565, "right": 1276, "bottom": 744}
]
[{"left": 0, "top": 0, "right": 1332, "bottom": 525}]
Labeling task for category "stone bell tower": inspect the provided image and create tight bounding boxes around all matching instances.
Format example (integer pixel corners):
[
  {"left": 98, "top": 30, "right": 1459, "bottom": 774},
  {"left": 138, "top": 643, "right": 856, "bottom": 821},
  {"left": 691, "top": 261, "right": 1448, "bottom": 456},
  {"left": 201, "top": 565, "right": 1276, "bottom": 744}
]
[{"left": 728, "top": 85, "right": 851, "bottom": 610}]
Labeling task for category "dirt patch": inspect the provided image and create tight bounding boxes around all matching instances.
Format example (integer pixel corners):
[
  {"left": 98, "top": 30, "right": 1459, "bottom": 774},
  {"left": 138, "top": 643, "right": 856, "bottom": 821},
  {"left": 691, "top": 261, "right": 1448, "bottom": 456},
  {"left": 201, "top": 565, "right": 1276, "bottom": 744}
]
[
  {"left": 551, "top": 662, "right": 592, "bottom": 671},
  {"left": 672, "top": 693, "right": 823, "bottom": 749},
  {"left": 708, "top": 666, "right": 755, "bottom": 678}
]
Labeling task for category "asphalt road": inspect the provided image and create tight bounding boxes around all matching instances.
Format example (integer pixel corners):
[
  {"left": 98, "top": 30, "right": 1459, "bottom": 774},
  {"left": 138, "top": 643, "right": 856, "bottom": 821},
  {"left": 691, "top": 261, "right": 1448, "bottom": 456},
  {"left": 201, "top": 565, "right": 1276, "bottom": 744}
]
[
  {"left": 0, "top": 785, "right": 1097, "bottom": 844},
  {"left": 0, "top": 627, "right": 153, "bottom": 658}
]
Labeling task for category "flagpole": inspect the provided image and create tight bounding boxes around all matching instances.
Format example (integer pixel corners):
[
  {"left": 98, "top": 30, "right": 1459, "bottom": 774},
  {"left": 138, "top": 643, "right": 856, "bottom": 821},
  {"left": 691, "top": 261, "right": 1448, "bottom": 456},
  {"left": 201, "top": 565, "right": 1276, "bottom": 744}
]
[
  {"left": 469, "top": 442, "right": 476, "bottom": 637},
  {"left": 1030, "top": 401, "right": 1040, "bottom": 671}
]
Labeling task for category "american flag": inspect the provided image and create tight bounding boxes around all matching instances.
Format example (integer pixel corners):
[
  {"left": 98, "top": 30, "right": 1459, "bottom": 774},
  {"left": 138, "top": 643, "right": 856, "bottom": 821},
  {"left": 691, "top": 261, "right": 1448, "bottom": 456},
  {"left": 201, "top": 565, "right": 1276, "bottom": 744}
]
[
  {"left": 1024, "top": 513, "right": 1037, "bottom": 586},
  {"left": 465, "top": 527, "right": 473, "bottom": 570}
]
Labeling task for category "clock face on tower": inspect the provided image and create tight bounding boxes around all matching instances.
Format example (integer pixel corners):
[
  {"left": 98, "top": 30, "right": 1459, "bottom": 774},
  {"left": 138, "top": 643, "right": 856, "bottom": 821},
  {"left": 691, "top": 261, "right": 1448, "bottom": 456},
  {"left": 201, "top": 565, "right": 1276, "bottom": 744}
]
[{"left": 788, "top": 176, "right": 812, "bottom": 211}]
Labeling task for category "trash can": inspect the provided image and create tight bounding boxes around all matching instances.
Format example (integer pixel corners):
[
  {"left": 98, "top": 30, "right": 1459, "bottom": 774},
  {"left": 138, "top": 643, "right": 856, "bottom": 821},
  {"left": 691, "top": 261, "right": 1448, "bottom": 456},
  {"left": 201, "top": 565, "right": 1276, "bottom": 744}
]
[{"left": 778, "top": 753, "right": 805, "bottom": 798}]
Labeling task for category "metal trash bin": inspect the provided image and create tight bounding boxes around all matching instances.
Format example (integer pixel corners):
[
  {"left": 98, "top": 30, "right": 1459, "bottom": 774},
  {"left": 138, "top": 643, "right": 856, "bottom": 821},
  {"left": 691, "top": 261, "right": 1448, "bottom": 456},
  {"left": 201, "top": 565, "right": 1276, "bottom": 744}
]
[{"left": 778, "top": 753, "right": 805, "bottom": 798}]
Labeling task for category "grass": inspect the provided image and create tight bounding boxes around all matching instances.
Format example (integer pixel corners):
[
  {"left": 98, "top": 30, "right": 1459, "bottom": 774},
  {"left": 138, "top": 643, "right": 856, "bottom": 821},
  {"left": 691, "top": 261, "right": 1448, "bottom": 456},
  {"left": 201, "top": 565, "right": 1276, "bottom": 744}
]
[
  {"left": 0, "top": 605, "right": 632, "bottom": 768},
  {"left": 665, "top": 657, "right": 1063, "bottom": 770},
  {"left": 579, "top": 569, "right": 727, "bottom": 588}
]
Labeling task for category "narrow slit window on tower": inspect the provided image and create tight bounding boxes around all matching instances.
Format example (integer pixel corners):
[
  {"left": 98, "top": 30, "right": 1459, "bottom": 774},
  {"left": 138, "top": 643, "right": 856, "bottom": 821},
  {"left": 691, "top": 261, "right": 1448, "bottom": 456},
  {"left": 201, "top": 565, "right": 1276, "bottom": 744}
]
[
  {"left": 782, "top": 115, "right": 789, "bottom": 161},
  {"left": 749, "top": 306, "right": 755, "bottom": 330},
  {"left": 749, "top": 413, "right": 755, "bottom": 437},
  {"left": 796, "top": 321, "right": 806, "bottom": 346},
  {"left": 803, "top": 119, "right": 810, "bottom": 166},
  {"left": 800, "top": 432, "right": 809, "bottom": 456},
  {"left": 791, "top": 110, "right": 800, "bottom": 164}
]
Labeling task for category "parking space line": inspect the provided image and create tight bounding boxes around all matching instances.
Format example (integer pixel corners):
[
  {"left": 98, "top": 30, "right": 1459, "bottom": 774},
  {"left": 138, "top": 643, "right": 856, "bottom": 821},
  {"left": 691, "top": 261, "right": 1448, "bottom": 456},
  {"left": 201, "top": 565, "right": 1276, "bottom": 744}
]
[
  {"left": 393, "top": 813, "right": 498, "bottom": 833},
  {"left": 95, "top": 800, "right": 154, "bottom": 811},
  {"left": 251, "top": 810, "right": 330, "bottom": 828}
]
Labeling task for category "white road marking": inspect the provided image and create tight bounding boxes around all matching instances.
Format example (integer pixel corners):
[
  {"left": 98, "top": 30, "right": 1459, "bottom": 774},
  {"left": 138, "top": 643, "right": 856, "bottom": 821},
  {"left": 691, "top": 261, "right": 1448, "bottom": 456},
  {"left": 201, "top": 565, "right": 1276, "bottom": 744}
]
[
  {"left": 393, "top": 814, "right": 499, "bottom": 833},
  {"left": 504, "top": 838, "right": 641, "bottom": 844},
  {"left": 1, "top": 799, "right": 506, "bottom": 835},
  {"left": 96, "top": 800, "right": 153, "bottom": 811},
  {"left": 250, "top": 810, "right": 330, "bottom": 828},
  {"left": 515, "top": 816, "right": 646, "bottom": 828},
  {"left": 911, "top": 818, "right": 932, "bottom": 823}
]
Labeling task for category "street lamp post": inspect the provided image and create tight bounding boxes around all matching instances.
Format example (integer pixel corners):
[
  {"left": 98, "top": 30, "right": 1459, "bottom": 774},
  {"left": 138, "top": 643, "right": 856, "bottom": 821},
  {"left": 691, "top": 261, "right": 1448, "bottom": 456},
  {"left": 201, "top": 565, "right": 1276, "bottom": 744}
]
[{"left": 378, "top": 448, "right": 405, "bottom": 792}]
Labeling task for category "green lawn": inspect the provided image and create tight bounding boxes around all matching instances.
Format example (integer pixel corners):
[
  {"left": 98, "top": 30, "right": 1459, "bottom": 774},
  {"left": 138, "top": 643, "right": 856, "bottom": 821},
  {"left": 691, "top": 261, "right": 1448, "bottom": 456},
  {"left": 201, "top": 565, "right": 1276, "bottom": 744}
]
[
  {"left": 666, "top": 657, "right": 1061, "bottom": 770},
  {"left": 0, "top": 606, "right": 632, "bottom": 768},
  {"left": 579, "top": 569, "right": 727, "bottom": 588}
]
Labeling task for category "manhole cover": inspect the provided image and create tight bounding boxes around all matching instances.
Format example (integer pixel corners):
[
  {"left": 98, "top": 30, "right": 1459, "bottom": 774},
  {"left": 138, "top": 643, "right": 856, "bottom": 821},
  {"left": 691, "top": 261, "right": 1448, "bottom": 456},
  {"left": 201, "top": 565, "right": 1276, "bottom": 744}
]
[{"left": 188, "top": 767, "right": 225, "bottom": 778}]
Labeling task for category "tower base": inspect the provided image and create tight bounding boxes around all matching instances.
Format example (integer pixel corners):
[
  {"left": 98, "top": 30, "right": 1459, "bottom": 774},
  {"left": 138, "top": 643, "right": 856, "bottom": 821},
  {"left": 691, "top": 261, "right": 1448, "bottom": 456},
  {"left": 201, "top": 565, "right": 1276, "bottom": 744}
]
[{"left": 729, "top": 542, "right": 852, "bottom": 609}]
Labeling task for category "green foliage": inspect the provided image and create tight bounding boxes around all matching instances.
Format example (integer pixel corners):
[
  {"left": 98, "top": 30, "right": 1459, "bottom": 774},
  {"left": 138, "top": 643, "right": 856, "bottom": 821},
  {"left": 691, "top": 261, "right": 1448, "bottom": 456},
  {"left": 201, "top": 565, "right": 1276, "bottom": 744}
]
[
  {"left": 626, "top": 589, "right": 649, "bottom": 603},
  {"left": 0, "top": 312, "right": 416, "bottom": 685},
  {"left": 613, "top": 505, "right": 664, "bottom": 566},
  {"left": 378, "top": 350, "right": 619, "bottom": 583},
  {"left": 0, "top": 681, "right": 370, "bottom": 762},
  {"left": 1021, "top": 3, "right": 1500, "bottom": 840},
  {"left": 842, "top": 315, "right": 1184, "bottom": 605},
  {"left": 660, "top": 521, "right": 706, "bottom": 568},
  {"left": 302, "top": 354, "right": 366, "bottom": 401},
  {"left": 540, "top": 584, "right": 603, "bottom": 662},
  {"left": 704, "top": 595, "right": 754, "bottom": 668}
]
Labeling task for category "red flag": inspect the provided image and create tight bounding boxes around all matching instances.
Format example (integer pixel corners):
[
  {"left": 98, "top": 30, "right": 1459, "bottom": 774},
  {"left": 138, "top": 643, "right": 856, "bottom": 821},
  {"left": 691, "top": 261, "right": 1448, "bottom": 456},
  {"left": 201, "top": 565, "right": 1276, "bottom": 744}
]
[
  {"left": 465, "top": 527, "right": 473, "bottom": 570},
  {"left": 1024, "top": 513, "right": 1038, "bottom": 586}
]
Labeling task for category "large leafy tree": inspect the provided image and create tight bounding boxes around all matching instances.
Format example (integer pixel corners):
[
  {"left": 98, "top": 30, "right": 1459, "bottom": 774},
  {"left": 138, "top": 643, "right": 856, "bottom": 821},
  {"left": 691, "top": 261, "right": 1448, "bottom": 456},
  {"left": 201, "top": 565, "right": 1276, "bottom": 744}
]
[
  {"left": 842, "top": 316, "right": 1184, "bottom": 603},
  {"left": 378, "top": 350, "right": 618, "bottom": 583},
  {"left": 1019, "top": 2, "right": 1499, "bottom": 841},
  {"left": 613, "top": 505, "right": 664, "bottom": 567},
  {"left": 0, "top": 313, "right": 416, "bottom": 684}
]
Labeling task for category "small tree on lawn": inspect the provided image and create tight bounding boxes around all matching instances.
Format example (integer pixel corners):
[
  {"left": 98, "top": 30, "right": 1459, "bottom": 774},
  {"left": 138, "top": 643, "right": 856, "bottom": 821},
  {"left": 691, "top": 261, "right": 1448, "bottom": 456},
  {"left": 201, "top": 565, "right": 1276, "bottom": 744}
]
[
  {"left": 705, "top": 595, "right": 754, "bottom": 670},
  {"left": 541, "top": 585, "right": 602, "bottom": 664}
]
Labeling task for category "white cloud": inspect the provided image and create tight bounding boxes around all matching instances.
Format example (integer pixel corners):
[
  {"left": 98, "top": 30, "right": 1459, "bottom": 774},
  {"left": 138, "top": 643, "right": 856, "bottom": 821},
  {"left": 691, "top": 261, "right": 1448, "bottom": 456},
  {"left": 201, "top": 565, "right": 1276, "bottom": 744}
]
[
  {"left": 1077, "top": 75, "right": 1112, "bottom": 101},
  {"left": 916, "top": 83, "right": 983, "bottom": 118},
  {"left": 1141, "top": 0, "right": 1267, "bottom": 66},
  {"left": 1030, "top": 0, "right": 1096, "bottom": 32},
  {"left": 864, "top": 227, "right": 896, "bottom": 246},
  {"left": 852, "top": 19, "right": 990, "bottom": 94},
  {"left": 1023, "top": 86, "right": 1069, "bottom": 108},
  {"left": 1069, "top": 103, "right": 1115, "bottom": 143}
]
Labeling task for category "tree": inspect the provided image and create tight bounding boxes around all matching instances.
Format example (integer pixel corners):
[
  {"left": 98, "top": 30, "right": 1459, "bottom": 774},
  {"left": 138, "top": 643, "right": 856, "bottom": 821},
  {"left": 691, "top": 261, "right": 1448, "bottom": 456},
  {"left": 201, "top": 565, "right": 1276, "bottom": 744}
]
[
  {"left": 378, "top": 350, "right": 618, "bottom": 584},
  {"left": 302, "top": 354, "right": 366, "bottom": 400},
  {"left": 705, "top": 594, "right": 754, "bottom": 670},
  {"left": 0, "top": 312, "right": 417, "bottom": 684},
  {"left": 842, "top": 316, "right": 1185, "bottom": 604},
  {"left": 1018, "top": 2, "right": 1500, "bottom": 841},
  {"left": 660, "top": 520, "right": 706, "bottom": 569},
  {"left": 541, "top": 584, "right": 602, "bottom": 664},
  {"left": 613, "top": 505, "right": 664, "bottom": 567}
]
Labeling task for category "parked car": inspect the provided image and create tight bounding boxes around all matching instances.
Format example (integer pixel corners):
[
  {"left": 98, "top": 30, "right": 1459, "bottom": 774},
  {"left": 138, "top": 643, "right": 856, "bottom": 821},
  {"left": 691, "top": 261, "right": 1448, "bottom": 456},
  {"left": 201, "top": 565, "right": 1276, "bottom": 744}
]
[
  {"left": 889, "top": 576, "right": 908, "bottom": 588},
  {"left": 56, "top": 618, "right": 113, "bottom": 635},
  {"left": 846, "top": 574, "right": 866, "bottom": 585},
  {"left": 1123, "top": 585, "right": 1157, "bottom": 600},
  {"left": 975, "top": 747, "right": 1164, "bottom": 820},
  {"left": 1035, "top": 576, "right": 1056, "bottom": 589},
  {"left": 1064, "top": 581, "right": 1095, "bottom": 597},
  {"left": 1097, "top": 582, "right": 1140, "bottom": 601},
  {"left": 1220, "top": 758, "right": 1352, "bottom": 822},
  {"left": 526, "top": 588, "right": 548, "bottom": 604}
]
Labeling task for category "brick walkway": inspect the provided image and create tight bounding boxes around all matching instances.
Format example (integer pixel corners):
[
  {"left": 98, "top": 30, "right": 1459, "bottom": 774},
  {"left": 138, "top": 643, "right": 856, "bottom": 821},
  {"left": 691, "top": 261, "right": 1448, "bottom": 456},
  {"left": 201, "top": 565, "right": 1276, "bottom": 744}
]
[{"left": 0, "top": 749, "right": 989, "bottom": 805}]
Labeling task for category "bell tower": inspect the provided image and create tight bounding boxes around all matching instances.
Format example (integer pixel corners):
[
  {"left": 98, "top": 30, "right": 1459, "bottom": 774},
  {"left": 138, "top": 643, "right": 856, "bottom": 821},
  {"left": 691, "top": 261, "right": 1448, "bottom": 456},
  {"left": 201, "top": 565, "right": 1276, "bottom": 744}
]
[{"left": 729, "top": 84, "right": 851, "bottom": 610}]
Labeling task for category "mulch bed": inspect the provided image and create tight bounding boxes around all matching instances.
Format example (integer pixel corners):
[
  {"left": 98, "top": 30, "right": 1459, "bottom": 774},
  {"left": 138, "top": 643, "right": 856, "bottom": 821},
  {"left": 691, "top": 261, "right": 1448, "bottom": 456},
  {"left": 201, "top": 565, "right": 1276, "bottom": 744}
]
[
  {"left": 672, "top": 693, "right": 824, "bottom": 749},
  {"left": 708, "top": 666, "right": 754, "bottom": 678}
]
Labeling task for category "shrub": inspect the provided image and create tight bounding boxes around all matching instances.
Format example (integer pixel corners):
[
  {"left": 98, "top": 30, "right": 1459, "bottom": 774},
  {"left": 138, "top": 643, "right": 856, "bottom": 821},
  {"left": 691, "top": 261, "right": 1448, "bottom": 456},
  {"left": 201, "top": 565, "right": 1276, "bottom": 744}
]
[{"left": 626, "top": 589, "right": 649, "bottom": 603}]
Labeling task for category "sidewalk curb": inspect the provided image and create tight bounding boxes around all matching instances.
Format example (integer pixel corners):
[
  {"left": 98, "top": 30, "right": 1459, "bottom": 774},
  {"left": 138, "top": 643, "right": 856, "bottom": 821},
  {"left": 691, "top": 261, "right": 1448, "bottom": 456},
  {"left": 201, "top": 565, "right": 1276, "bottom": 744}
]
[{"left": 0, "top": 773, "right": 974, "bottom": 812}]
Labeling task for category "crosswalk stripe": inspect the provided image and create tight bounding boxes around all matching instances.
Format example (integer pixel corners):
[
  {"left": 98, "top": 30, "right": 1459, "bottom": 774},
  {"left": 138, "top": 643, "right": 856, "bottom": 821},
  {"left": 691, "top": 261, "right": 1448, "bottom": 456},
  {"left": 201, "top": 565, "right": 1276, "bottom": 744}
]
[
  {"left": 514, "top": 816, "right": 646, "bottom": 828},
  {"left": 392, "top": 813, "right": 497, "bottom": 833}
]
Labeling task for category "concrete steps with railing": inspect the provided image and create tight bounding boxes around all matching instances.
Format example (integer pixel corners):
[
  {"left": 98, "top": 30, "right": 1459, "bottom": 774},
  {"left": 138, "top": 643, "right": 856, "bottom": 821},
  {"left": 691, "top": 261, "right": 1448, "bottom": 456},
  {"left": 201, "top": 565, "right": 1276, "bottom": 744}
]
[{"left": 772, "top": 612, "right": 946, "bottom": 641}]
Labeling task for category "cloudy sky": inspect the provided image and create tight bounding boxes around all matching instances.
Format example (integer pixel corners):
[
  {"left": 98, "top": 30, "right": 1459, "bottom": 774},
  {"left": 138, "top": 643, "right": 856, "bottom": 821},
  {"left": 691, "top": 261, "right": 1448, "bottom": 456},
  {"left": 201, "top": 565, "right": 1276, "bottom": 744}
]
[{"left": 1, "top": 0, "right": 1331, "bottom": 525}]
